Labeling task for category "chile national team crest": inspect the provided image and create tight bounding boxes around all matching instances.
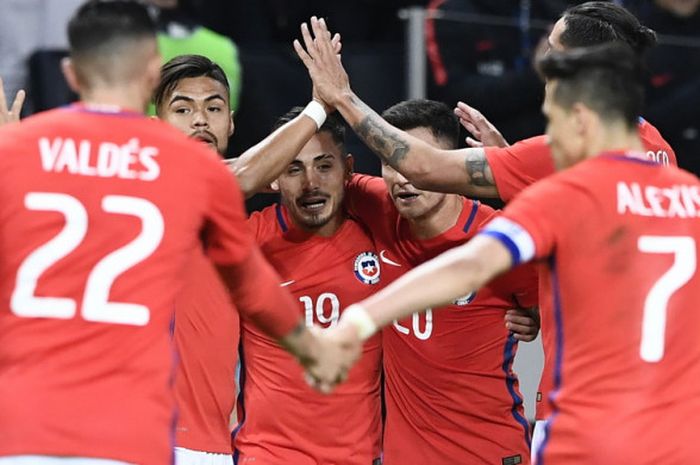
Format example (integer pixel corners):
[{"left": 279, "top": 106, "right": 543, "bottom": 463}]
[{"left": 354, "top": 252, "right": 381, "bottom": 285}]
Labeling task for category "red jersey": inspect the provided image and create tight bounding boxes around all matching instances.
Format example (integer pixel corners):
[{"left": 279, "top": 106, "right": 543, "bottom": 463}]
[
  {"left": 174, "top": 249, "right": 239, "bottom": 453},
  {"left": 347, "top": 174, "right": 538, "bottom": 465},
  {"left": 482, "top": 153, "right": 700, "bottom": 465},
  {"left": 233, "top": 204, "right": 383, "bottom": 465},
  {"left": 0, "top": 105, "right": 293, "bottom": 465},
  {"left": 485, "top": 118, "right": 676, "bottom": 419}
]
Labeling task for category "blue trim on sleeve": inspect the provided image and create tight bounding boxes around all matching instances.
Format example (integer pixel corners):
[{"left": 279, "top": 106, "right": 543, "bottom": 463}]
[
  {"left": 462, "top": 200, "right": 480, "bottom": 233},
  {"left": 275, "top": 204, "right": 288, "bottom": 233},
  {"left": 502, "top": 334, "right": 532, "bottom": 450},
  {"left": 480, "top": 230, "right": 522, "bottom": 265}
]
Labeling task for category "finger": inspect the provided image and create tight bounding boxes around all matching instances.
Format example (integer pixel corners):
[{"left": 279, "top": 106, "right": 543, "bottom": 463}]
[
  {"left": 10, "top": 89, "right": 25, "bottom": 119},
  {"left": 513, "top": 332, "right": 536, "bottom": 342},
  {"left": 300, "top": 22, "right": 316, "bottom": 57},
  {"left": 316, "top": 17, "right": 333, "bottom": 41},
  {"left": 293, "top": 39, "right": 314, "bottom": 68},
  {"left": 460, "top": 119, "right": 480, "bottom": 137},
  {"left": 331, "top": 33, "right": 342, "bottom": 55},
  {"left": 465, "top": 137, "right": 484, "bottom": 148},
  {"left": 312, "top": 17, "right": 335, "bottom": 57},
  {"left": 0, "top": 76, "right": 8, "bottom": 115},
  {"left": 505, "top": 314, "right": 536, "bottom": 326}
]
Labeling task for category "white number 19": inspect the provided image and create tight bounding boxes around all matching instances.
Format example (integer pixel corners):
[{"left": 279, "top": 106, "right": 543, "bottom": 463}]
[{"left": 638, "top": 235, "right": 696, "bottom": 363}]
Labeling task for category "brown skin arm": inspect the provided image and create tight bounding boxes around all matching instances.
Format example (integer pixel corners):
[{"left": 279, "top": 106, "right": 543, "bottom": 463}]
[{"left": 293, "top": 17, "right": 500, "bottom": 198}]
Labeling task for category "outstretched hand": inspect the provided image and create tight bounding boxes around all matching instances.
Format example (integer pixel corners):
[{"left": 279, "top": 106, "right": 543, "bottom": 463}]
[
  {"left": 0, "top": 77, "right": 25, "bottom": 126},
  {"left": 294, "top": 16, "right": 351, "bottom": 111},
  {"left": 454, "top": 101, "right": 508, "bottom": 148},
  {"left": 304, "top": 323, "right": 362, "bottom": 393}
]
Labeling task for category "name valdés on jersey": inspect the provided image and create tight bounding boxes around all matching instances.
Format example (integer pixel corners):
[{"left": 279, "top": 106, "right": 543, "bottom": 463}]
[{"left": 39, "top": 137, "right": 160, "bottom": 181}]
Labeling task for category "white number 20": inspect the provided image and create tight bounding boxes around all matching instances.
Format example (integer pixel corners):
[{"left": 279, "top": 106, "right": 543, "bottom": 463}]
[
  {"left": 11, "top": 192, "right": 164, "bottom": 326},
  {"left": 638, "top": 235, "right": 696, "bottom": 363}
]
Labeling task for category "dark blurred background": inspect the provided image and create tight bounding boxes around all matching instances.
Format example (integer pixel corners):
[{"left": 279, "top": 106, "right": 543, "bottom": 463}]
[{"left": 1, "top": 0, "right": 698, "bottom": 212}]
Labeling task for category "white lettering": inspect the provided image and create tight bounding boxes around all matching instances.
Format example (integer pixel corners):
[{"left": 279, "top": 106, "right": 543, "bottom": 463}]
[
  {"left": 39, "top": 137, "right": 62, "bottom": 171},
  {"left": 37, "top": 137, "right": 160, "bottom": 181},
  {"left": 617, "top": 182, "right": 639, "bottom": 215},
  {"left": 139, "top": 147, "right": 160, "bottom": 181},
  {"left": 618, "top": 182, "right": 700, "bottom": 218}
]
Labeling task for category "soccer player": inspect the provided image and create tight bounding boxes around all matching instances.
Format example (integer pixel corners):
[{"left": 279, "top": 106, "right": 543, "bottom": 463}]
[
  {"left": 344, "top": 99, "right": 539, "bottom": 464},
  {"left": 335, "top": 43, "right": 700, "bottom": 465},
  {"left": 292, "top": 5, "right": 677, "bottom": 456},
  {"left": 233, "top": 109, "right": 383, "bottom": 465},
  {"left": 0, "top": 2, "right": 355, "bottom": 465},
  {"left": 152, "top": 54, "right": 337, "bottom": 464}
]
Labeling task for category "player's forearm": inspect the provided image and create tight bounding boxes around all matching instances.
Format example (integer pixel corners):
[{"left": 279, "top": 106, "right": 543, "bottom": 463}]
[
  {"left": 342, "top": 236, "right": 513, "bottom": 337},
  {"left": 217, "top": 247, "right": 302, "bottom": 340},
  {"left": 334, "top": 91, "right": 498, "bottom": 197},
  {"left": 232, "top": 114, "right": 318, "bottom": 198}
]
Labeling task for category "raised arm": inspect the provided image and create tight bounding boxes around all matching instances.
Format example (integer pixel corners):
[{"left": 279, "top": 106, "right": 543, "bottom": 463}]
[
  {"left": 293, "top": 17, "right": 499, "bottom": 198},
  {"left": 229, "top": 107, "right": 320, "bottom": 197},
  {"left": 229, "top": 34, "right": 341, "bottom": 198}
]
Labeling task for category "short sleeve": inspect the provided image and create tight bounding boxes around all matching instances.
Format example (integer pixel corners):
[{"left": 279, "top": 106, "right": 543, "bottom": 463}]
[
  {"left": 479, "top": 177, "right": 570, "bottom": 265},
  {"left": 345, "top": 173, "right": 394, "bottom": 230},
  {"left": 203, "top": 160, "right": 255, "bottom": 265},
  {"left": 484, "top": 135, "right": 555, "bottom": 202}
]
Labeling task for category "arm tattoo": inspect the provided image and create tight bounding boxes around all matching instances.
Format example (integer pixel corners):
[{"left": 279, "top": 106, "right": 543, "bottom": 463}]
[
  {"left": 351, "top": 98, "right": 410, "bottom": 168},
  {"left": 465, "top": 151, "right": 495, "bottom": 187}
]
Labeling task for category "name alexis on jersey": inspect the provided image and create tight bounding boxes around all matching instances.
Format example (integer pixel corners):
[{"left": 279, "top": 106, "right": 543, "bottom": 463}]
[
  {"left": 618, "top": 181, "right": 700, "bottom": 218},
  {"left": 39, "top": 137, "right": 160, "bottom": 181}
]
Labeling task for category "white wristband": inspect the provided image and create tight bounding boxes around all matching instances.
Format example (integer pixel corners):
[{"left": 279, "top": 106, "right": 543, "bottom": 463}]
[
  {"left": 341, "top": 304, "right": 378, "bottom": 340},
  {"left": 301, "top": 100, "right": 327, "bottom": 129}
]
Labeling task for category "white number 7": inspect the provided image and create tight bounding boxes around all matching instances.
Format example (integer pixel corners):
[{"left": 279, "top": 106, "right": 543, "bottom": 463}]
[{"left": 638, "top": 235, "right": 696, "bottom": 363}]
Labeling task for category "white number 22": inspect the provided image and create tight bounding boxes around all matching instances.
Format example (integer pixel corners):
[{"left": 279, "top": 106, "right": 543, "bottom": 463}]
[
  {"left": 638, "top": 235, "right": 696, "bottom": 363},
  {"left": 10, "top": 192, "right": 164, "bottom": 326}
]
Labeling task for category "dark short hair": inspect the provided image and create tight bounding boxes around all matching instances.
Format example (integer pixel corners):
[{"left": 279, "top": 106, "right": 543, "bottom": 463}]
[
  {"left": 273, "top": 107, "right": 346, "bottom": 148},
  {"left": 538, "top": 44, "right": 643, "bottom": 129},
  {"left": 560, "top": 2, "right": 657, "bottom": 56},
  {"left": 153, "top": 54, "right": 230, "bottom": 111},
  {"left": 68, "top": 0, "right": 156, "bottom": 59},
  {"left": 381, "top": 99, "right": 459, "bottom": 150}
]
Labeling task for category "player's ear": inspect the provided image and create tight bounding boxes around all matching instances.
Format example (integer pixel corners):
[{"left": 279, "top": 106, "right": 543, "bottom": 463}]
[
  {"left": 61, "top": 57, "right": 81, "bottom": 94},
  {"left": 228, "top": 110, "right": 235, "bottom": 137},
  {"left": 344, "top": 153, "right": 354, "bottom": 179},
  {"left": 570, "top": 102, "right": 590, "bottom": 138}
]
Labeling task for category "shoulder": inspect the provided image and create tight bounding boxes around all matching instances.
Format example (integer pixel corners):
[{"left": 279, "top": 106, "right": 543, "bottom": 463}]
[
  {"left": 248, "top": 204, "right": 285, "bottom": 243},
  {"left": 637, "top": 118, "right": 677, "bottom": 166}
]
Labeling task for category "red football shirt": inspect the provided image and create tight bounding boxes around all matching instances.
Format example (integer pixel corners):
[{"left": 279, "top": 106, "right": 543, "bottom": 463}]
[
  {"left": 174, "top": 249, "right": 239, "bottom": 453},
  {"left": 232, "top": 205, "right": 383, "bottom": 465},
  {"left": 482, "top": 153, "right": 700, "bottom": 465},
  {"left": 347, "top": 174, "right": 538, "bottom": 465},
  {"left": 0, "top": 105, "right": 293, "bottom": 465},
  {"left": 484, "top": 119, "right": 676, "bottom": 419}
]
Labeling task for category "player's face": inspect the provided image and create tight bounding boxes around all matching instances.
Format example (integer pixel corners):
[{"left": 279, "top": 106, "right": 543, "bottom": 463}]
[
  {"left": 278, "top": 131, "right": 351, "bottom": 235},
  {"left": 543, "top": 81, "right": 585, "bottom": 170},
  {"left": 158, "top": 76, "right": 233, "bottom": 155},
  {"left": 382, "top": 127, "right": 448, "bottom": 220}
]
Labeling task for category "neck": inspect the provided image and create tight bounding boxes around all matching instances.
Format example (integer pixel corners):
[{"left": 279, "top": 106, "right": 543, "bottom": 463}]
[
  {"left": 80, "top": 84, "right": 148, "bottom": 114},
  {"left": 408, "top": 194, "right": 464, "bottom": 240},
  {"left": 587, "top": 121, "right": 644, "bottom": 159}
]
